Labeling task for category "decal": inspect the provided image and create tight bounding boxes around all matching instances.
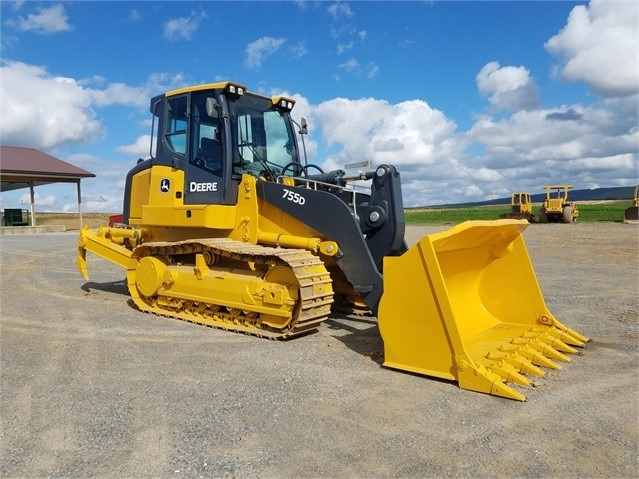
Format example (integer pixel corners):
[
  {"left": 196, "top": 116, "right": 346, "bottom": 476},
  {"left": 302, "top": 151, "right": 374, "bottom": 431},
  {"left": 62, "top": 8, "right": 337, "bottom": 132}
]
[
  {"left": 160, "top": 178, "right": 171, "bottom": 192},
  {"left": 282, "top": 189, "right": 306, "bottom": 205},
  {"left": 190, "top": 182, "right": 218, "bottom": 192}
]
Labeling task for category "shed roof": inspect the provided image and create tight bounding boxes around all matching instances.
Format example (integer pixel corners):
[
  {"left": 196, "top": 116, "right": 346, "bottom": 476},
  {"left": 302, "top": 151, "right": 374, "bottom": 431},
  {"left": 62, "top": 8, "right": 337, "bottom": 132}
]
[{"left": 0, "top": 145, "right": 95, "bottom": 192}]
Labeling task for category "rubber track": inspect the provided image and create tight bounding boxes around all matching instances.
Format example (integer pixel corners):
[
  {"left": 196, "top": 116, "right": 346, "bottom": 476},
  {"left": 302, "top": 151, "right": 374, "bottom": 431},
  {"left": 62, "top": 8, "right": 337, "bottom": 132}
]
[{"left": 129, "top": 238, "right": 334, "bottom": 339}]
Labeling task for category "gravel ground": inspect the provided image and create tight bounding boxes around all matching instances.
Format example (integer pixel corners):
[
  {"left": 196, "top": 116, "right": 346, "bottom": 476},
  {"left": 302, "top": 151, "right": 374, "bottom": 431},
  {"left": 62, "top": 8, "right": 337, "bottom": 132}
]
[{"left": 1, "top": 223, "right": 637, "bottom": 478}]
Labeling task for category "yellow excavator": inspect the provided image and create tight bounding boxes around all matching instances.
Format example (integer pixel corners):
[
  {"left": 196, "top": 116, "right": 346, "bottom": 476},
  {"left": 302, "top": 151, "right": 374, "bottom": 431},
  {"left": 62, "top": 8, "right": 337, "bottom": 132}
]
[{"left": 77, "top": 82, "right": 589, "bottom": 401}]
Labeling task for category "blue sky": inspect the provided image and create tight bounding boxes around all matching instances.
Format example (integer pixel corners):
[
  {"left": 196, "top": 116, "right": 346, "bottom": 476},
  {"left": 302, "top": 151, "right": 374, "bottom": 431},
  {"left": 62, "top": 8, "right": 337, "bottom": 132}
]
[{"left": 1, "top": 0, "right": 637, "bottom": 211}]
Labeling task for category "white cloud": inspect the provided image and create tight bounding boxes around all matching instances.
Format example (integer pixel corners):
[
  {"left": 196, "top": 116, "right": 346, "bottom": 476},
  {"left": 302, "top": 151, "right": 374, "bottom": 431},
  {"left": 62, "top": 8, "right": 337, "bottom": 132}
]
[
  {"left": 71, "top": 191, "right": 123, "bottom": 214},
  {"left": 312, "top": 97, "right": 458, "bottom": 173},
  {"left": 0, "top": 61, "right": 189, "bottom": 151},
  {"left": 0, "top": 61, "right": 103, "bottom": 149},
  {"left": 127, "top": 9, "right": 142, "bottom": 23},
  {"left": 476, "top": 61, "right": 539, "bottom": 111},
  {"left": 117, "top": 135, "right": 155, "bottom": 158},
  {"left": 366, "top": 62, "right": 379, "bottom": 79},
  {"left": 20, "top": 191, "right": 56, "bottom": 207},
  {"left": 327, "top": 2, "right": 354, "bottom": 20},
  {"left": 294, "top": 76, "right": 636, "bottom": 206},
  {"left": 464, "top": 97, "right": 638, "bottom": 190},
  {"left": 163, "top": 11, "right": 207, "bottom": 42},
  {"left": 337, "top": 41, "right": 354, "bottom": 54},
  {"left": 245, "top": 37, "right": 286, "bottom": 69},
  {"left": 338, "top": 58, "right": 359, "bottom": 73},
  {"left": 88, "top": 82, "right": 149, "bottom": 108},
  {"left": 545, "top": 0, "right": 638, "bottom": 98},
  {"left": 290, "top": 42, "right": 308, "bottom": 58},
  {"left": 65, "top": 153, "right": 102, "bottom": 169},
  {"left": 67, "top": 160, "right": 135, "bottom": 212},
  {"left": 10, "top": 4, "right": 71, "bottom": 34},
  {"left": 337, "top": 58, "right": 378, "bottom": 79},
  {"left": 145, "top": 72, "right": 189, "bottom": 95}
]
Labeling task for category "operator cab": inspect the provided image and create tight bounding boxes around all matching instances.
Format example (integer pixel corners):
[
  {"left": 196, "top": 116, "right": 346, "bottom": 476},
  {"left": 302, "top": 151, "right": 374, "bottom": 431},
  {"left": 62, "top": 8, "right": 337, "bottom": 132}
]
[{"left": 147, "top": 82, "right": 306, "bottom": 206}]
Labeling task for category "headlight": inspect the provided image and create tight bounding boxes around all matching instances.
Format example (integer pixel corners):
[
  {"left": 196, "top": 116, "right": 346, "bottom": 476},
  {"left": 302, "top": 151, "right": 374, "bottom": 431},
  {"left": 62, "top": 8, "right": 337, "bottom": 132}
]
[
  {"left": 272, "top": 96, "right": 295, "bottom": 111},
  {"left": 226, "top": 83, "right": 245, "bottom": 96}
]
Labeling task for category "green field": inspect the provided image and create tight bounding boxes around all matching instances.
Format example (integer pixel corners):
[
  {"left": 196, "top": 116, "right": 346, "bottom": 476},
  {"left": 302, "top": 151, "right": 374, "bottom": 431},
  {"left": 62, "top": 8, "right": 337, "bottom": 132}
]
[{"left": 405, "top": 201, "right": 633, "bottom": 225}]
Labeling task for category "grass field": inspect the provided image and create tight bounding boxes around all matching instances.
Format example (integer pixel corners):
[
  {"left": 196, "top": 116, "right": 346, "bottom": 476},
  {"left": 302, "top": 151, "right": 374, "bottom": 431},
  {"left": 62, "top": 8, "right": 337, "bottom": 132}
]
[
  {"left": 26, "top": 200, "right": 633, "bottom": 229},
  {"left": 406, "top": 201, "right": 632, "bottom": 225}
]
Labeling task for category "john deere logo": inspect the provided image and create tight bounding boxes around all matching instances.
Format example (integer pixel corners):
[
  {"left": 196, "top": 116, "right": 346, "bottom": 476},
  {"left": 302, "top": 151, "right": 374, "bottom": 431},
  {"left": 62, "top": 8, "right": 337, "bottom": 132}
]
[{"left": 160, "top": 178, "right": 170, "bottom": 192}]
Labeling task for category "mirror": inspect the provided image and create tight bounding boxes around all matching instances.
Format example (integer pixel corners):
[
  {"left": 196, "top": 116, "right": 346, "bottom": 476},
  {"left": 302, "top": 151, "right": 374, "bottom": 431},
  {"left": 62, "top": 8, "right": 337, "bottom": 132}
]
[
  {"left": 206, "top": 97, "right": 219, "bottom": 119},
  {"left": 299, "top": 117, "right": 308, "bottom": 135}
]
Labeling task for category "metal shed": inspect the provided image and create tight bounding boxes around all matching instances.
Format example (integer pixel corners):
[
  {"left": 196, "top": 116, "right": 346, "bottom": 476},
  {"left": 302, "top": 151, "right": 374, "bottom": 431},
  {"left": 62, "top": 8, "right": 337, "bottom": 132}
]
[{"left": 0, "top": 145, "right": 95, "bottom": 226}]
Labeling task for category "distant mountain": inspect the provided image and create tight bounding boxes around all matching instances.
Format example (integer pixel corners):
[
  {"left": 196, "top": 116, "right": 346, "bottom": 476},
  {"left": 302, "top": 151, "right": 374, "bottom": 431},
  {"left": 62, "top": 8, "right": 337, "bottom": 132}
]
[{"left": 434, "top": 185, "right": 638, "bottom": 208}]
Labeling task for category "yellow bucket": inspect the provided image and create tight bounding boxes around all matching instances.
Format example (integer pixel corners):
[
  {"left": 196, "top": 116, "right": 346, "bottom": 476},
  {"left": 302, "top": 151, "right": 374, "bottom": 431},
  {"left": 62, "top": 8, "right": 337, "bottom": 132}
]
[{"left": 378, "top": 220, "right": 588, "bottom": 401}]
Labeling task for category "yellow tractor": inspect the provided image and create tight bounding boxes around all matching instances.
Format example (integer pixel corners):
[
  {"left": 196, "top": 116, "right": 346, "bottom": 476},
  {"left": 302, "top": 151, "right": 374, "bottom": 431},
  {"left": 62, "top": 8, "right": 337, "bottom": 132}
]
[
  {"left": 623, "top": 185, "right": 638, "bottom": 223},
  {"left": 499, "top": 192, "right": 535, "bottom": 223},
  {"left": 539, "top": 185, "right": 579, "bottom": 223},
  {"left": 77, "top": 82, "right": 588, "bottom": 401}
]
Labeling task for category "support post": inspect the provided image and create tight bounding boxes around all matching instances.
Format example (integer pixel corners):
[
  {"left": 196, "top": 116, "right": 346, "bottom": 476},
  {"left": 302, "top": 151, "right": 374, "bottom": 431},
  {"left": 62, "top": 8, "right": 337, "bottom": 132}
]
[
  {"left": 29, "top": 180, "right": 36, "bottom": 226},
  {"left": 77, "top": 180, "right": 84, "bottom": 229}
]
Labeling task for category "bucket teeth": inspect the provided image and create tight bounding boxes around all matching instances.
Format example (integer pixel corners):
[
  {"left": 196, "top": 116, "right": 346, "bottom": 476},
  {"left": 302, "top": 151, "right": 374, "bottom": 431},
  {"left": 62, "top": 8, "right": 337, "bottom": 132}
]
[
  {"left": 457, "top": 363, "right": 527, "bottom": 402},
  {"left": 499, "top": 344, "right": 562, "bottom": 370},
  {"left": 490, "top": 381, "right": 527, "bottom": 402},
  {"left": 564, "top": 327, "right": 589, "bottom": 345},
  {"left": 486, "top": 351, "right": 545, "bottom": 377},
  {"left": 537, "top": 318, "right": 590, "bottom": 346},
  {"left": 462, "top": 319, "right": 586, "bottom": 400},
  {"left": 477, "top": 322, "right": 588, "bottom": 400},
  {"left": 522, "top": 331, "right": 578, "bottom": 354},
  {"left": 510, "top": 337, "right": 571, "bottom": 362},
  {"left": 530, "top": 326, "right": 586, "bottom": 348},
  {"left": 490, "top": 363, "right": 531, "bottom": 387}
]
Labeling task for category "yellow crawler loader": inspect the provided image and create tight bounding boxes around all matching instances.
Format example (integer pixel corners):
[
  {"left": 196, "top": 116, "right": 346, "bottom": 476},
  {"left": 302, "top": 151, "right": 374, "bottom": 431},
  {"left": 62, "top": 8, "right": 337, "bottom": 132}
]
[
  {"left": 77, "top": 82, "right": 589, "bottom": 401},
  {"left": 499, "top": 192, "right": 535, "bottom": 223},
  {"left": 623, "top": 185, "right": 638, "bottom": 223}
]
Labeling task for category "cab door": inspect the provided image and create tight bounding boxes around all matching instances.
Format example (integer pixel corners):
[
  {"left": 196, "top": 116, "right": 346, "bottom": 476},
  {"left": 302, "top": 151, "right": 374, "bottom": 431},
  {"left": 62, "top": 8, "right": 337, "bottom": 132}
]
[{"left": 181, "top": 92, "right": 226, "bottom": 205}]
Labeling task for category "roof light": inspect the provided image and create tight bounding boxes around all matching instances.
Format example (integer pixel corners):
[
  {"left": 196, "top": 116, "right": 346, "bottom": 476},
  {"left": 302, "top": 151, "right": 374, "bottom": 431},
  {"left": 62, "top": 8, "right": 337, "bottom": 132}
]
[
  {"left": 272, "top": 96, "right": 295, "bottom": 111},
  {"left": 226, "top": 83, "right": 246, "bottom": 96}
]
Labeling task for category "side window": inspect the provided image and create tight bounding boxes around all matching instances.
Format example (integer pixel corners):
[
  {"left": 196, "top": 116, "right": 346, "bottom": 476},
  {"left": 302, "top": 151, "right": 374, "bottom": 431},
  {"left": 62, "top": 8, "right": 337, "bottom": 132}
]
[
  {"left": 165, "top": 96, "right": 187, "bottom": 156},
  {"left": 193, "top": 124, "right": 222, "bottom": 174},
  {"left": 191, "top": 93, "right": 223, "bottom": 175}
]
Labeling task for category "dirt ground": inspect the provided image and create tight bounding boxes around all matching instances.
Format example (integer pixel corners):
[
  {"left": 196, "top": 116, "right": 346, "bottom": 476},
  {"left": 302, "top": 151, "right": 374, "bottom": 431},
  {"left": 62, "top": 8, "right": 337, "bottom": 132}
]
[{"left": 1, "top": 223, "right": 637, "bottom": 478}]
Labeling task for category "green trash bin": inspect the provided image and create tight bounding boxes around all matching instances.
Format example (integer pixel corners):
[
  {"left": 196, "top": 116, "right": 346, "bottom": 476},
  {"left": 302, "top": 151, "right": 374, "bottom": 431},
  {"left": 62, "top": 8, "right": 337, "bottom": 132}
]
[{"left": 4, "top": 209, "right": 30, "bottom": 226}]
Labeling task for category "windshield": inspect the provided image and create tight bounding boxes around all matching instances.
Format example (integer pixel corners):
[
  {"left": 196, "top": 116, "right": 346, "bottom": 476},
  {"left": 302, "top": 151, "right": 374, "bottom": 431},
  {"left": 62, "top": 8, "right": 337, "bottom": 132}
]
[{"left": 227, "top": 93, "right": 300, "bottom": 177}]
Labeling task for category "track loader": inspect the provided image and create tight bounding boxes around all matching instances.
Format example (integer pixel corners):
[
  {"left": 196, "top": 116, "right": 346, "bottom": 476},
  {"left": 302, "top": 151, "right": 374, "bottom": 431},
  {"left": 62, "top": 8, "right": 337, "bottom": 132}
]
[
  {"left": 77, "top": 82, "right": 588, "bottom": 401},
  {"left": 499, "top": 192, "right": 535, "bottom": 222}
]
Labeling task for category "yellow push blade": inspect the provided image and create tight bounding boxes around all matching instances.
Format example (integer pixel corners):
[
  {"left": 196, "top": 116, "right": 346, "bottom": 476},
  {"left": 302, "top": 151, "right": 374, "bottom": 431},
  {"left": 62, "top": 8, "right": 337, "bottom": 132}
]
[{"left": 378, "top": 219, "right": 589, "bottom": 401}]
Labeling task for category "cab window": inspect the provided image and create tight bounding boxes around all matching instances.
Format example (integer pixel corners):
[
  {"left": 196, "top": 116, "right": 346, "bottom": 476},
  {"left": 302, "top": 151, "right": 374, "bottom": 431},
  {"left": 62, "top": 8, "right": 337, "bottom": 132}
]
[
  {"left": 236, "top": 111, "right": 294, "bottom": 167},
  {"left": 190, "top": 93, "right": 223, "bottom": 175},
  {"left": 165, "top": 96, "right": 187, "bottom": 156}
]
